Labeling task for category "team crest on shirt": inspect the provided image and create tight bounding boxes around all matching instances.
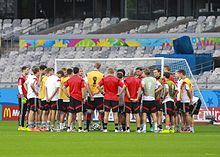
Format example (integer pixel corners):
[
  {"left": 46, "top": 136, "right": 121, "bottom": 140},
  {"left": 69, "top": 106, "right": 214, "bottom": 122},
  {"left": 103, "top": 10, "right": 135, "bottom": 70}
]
[{"left": 93, "top": 76, "right": 97, "bottom": 87}]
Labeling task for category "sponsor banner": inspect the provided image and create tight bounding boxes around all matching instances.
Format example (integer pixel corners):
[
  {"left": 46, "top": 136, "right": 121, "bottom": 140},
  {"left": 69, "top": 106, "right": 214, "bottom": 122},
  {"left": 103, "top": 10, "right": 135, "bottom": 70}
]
[
  {"left": 194, "top": 107, "right": 220, "bottom": 123},
  {"left": 2, "top": 105, "right": 20, "bottom": 121}
]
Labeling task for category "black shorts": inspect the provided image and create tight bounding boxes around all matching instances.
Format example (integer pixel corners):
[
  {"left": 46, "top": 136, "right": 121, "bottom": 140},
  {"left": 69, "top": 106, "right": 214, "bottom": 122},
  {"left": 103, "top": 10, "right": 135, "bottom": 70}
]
[
  {"left": 155, "top": 100, "right": 163, "bottom": 112},
  {"left": 104, "top": 100, "right": 119, "bottom": 112},
  {"left": 58, "top": 99, "right": 69, "bottom": 112},
  {"left": 181, "top": 102, "right": 190, "bottom": 113},
  {"left": 175, "top": 101, "right": 182, "bottom": 113},
  {"left": 163, "top": 101, "right": 175, "bottom": 116},
  {"left": 82, "top": 103, "right": 87, "bottom": 113},
  {"left": 40, "top": 100, "right": 48, "bottom": 111},
  {"left": 68, "top": 97, "right": 82, "bottom": 113},
  {"left": 190, "top": 99, "right": 201, "bottom": 115},
  {"left": 142, "top": 100, "right": 157, "bottom": 114},
  {"left": 29, "top": 98, "right": 39, "bottom": 112},
  {"left": 125, "top": 102, "right": 140, "bottom": 114},
  {"left": 87, "top": 97, "right": 104, "bottom": 111},
  {"left": 119, "top": 105, "right": 125, "bottom": 114},
  {"left": 46, "top": 101, "right": 58, "bottom": 110}
]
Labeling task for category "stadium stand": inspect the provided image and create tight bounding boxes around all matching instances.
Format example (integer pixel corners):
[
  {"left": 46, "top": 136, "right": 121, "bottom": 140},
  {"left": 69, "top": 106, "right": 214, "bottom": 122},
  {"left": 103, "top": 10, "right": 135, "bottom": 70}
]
[
  {"left": 0, "top": 16, "right": 220, "bottom": 89},
  {"left": 0, "top": 18, "right": 49, "bottom": 40},
  {"left": 126, "top": 16, "right": 220, "bottom": 34}
]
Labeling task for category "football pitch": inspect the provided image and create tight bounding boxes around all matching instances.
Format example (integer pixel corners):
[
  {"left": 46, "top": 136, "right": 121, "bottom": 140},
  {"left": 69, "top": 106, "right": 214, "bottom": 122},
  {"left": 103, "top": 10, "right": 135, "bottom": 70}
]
[{"left": 0, "top": 121, "right": 219, "bottom": 157}]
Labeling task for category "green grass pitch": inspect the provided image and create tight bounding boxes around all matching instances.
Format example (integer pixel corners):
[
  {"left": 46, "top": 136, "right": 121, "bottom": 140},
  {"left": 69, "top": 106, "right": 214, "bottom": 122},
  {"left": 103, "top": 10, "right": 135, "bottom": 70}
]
[{"left": 0, "top": 121, "right": 220, "bottom": 157}]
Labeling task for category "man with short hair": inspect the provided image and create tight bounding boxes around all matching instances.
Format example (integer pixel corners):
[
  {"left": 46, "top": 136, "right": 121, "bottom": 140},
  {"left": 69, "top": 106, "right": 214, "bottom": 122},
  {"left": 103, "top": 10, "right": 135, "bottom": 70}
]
[
  {"left": 164, "top": 65, "right": 175, "bottom": 83},
  {"left": 59, "top": 68, "right": 72, "bottom": 131},
  {"left": 26, "top": 66, "right": 40, "bottom": 131},
  {"left": 123, "top": 69, "right": 142, "bottom": 133},
  {"left": 39, "top": 67, "right": 51, "bottom": 131},
  {"left": 17, "top": 66, "right": 29, "bottom": 131},
  {"left": 161, "top": 72, "right": 177, "bottom": 134},
  {"left": 141, "top": 68, "right": 163, "bottom": 133},
  {"left": 135, "top": 67, "right": 154, "bottom": 132},
  {"left": 45, "top": 69, "right": 62, "bottom": 132},
  {"left": 97, "top": 67, "right": 123, "bottom": 132},
  {"left": 174, "top": 70, "right": 183, "bottom": 132},
  {"left": 85, "top": 63, "right": 104, "bottom": 131},
  {"left": 63, "top": 67, "right": 86, "bottom": 132},
  {"left": 153, "top": 68, "right": 164, "bottom": 131},
  {"left": 178, "top": 69, "right": 193, "bottom": 132},
  {"left": 117, "top": 69, "right": 126, "bottom": 132}
]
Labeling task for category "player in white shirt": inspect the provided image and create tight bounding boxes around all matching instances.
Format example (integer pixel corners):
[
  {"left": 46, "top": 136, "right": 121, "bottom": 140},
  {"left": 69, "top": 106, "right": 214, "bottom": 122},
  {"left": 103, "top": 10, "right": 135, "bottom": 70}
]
[
  {"left": 45, "top": 70, "right": 62, "bottom": 131},
  {"left": 26, "top": 66, "right": 41, "bottom": 131},
  {"left": 174, "top": 70, "right": 183, "bottom": 132},
  {"left": 161, "top": 72, "right": 178, "bottom": 134}
]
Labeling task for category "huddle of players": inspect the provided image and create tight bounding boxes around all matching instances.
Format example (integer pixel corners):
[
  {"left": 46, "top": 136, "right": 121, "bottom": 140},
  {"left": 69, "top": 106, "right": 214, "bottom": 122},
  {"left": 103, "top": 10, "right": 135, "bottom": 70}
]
[{"left": 17, "top": 63, "right": 201, "bottom": 133}]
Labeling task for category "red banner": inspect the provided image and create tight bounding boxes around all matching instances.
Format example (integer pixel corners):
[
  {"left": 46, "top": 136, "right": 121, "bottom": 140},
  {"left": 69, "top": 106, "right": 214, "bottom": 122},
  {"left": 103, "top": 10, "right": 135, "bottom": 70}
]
[
  {"left": 1, "top": 105, "right": 220, "bottom": 122},
  {"left": 194, "top": 107, "right": 220, "bottom": 123},
  {"left": 2, "top": 106, "right": 20, "bottom": 121}
]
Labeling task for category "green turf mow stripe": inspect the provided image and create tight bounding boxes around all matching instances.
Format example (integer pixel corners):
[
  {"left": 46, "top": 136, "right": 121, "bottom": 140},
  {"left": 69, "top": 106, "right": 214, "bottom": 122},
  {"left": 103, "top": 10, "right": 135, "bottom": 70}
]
[{"left": 0, "top": 121, "right": 219, "bottom": 157}]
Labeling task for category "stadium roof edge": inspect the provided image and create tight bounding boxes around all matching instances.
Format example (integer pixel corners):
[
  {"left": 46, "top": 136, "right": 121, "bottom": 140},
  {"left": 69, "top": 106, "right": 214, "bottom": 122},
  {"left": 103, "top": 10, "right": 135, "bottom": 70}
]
[{"left": 20, "top": 33, "right": 220, "bottom": 40}]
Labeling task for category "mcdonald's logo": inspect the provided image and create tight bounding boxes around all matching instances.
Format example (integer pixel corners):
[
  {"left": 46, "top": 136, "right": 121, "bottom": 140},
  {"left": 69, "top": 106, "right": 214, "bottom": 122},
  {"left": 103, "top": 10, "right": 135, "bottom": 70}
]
[{"left": 3, "top": 108, "right": 11, "bottom": 118}]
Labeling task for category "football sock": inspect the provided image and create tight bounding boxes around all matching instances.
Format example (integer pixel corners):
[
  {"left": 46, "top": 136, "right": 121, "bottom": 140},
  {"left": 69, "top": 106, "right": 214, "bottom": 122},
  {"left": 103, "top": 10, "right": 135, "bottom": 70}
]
[
  {"left": 103, "top": 123, "right": 107, "bottom": 130},
  {"left": 158, "top": 124, "right": 162, "bottom": 130},
  {"left": 115, "top": 123, "right": 118, "bottom": 130},
  {"left": 122, "top": 124, "right": 126, "bottom": 131},
  {"left": 154, "top": 123, "right": 158, "bottom": 130}
]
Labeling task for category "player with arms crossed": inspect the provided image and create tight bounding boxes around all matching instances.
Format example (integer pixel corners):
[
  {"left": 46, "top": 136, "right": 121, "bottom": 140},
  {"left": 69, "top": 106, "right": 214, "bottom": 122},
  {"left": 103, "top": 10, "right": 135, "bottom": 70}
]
[
  {"left": 63, "top": 67, "right": 86, "bottom": 132},
  {"left": 85, "top": 63, "right": 104, "bottom": 131},
  {"left": 17, "top": 66, "right": 29, "bottom": 131},
  {"left": 97, "top": 67, "right": 123, "bottom": 133}
]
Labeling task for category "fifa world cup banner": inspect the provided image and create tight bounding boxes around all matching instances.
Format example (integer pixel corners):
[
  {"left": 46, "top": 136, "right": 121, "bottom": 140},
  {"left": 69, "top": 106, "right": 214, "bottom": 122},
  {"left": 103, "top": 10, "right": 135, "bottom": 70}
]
[{"left": 2, "top": 105, "right": 20, "bottom": 121}]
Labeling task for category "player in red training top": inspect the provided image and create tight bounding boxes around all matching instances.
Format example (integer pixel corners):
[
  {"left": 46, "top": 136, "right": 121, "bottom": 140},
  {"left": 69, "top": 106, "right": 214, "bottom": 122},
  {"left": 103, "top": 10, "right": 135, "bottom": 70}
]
[
  {"left": 63, "top": 67, "right": 86, "bottom": 132},
  {"left": 97, "top": 67, "right": 123, "bottom": 133},
  {"left": 123, "top": 69, "right": 142, "bottom": 133},
  {"left": 17, "top": 66, "right": 29, "bottom": 131}
]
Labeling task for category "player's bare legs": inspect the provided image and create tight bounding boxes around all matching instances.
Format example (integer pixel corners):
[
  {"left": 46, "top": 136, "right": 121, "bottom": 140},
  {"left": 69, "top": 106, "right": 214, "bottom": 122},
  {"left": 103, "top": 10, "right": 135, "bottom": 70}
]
[
  {"left": 141, "top": 112, "right": 147, "bottom": 133},
  {"left": 28, "top": 110, "right": 35, "bottom": 129},
  {"left": 103, "top": 111, "right": 110, "bottom": 132},
  {"left": 113, "top": 112, "right": 119, "bottom": 132},
  {"left": 77, "top": 112, "right": 83, "bottom": 131},
  {"left": 50, "top": 110, "right": 56, "bottom": 131},
  {"left": 126, "top": 113, "right": 130, "bottom": 131},
  {"left": 157, "top": 111, "right": 162, "bottom": 131},
  {"left": 151, "top": 113, "right": 158, "bottom": 132},
  {"left": 135, "top": 113, "right": 141, "bottom": 131},
  {"left": 67, "top": 112, "right": 73, "bottom": 131}
]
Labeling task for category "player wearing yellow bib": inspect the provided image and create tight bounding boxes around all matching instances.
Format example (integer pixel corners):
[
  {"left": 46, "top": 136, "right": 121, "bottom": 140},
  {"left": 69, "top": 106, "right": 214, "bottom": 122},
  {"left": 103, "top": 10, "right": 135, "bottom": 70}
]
[
  {"left": 177, "top": 69, "right": 193, "bottom": 132},
  {"left": 38, "top": 65, "right": 48, "bottom": 131},
  {"left": 40, "top": 68, "right": 54, "bottom": 131},
  {"left": 59, "top": 68, "right": 72, "bottom": 131},
  {"left": 85, "top": 63, "right": 104, "bottom": 131}
]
